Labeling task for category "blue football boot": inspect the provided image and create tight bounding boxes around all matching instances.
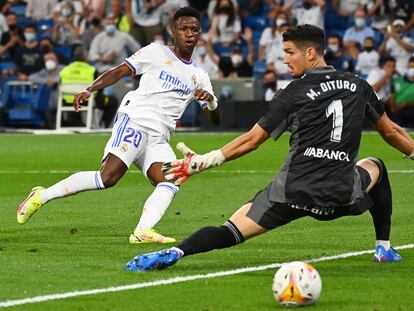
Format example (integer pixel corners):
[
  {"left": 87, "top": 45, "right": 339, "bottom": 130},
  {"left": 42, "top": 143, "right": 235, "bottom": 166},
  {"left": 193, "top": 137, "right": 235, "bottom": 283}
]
[
  {"left": 373, "top": 245, "right": 402, "bottom": 262},
  {"left": 125, "top": 248, "right": 181, "bottom": 271}
]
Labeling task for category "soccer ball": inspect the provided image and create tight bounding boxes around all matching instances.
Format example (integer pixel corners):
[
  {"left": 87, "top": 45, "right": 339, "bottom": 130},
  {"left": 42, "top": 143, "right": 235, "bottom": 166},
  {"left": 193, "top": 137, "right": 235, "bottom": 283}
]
[{"left": 272, "top": 261, "right": 322, "bottom": 307}]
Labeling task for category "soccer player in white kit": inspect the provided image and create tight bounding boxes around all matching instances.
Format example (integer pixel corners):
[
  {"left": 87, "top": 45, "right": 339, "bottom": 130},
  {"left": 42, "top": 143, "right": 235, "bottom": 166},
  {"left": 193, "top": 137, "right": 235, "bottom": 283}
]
[{"left": 17, "top": 7, "right": 221, "bottom": 244}]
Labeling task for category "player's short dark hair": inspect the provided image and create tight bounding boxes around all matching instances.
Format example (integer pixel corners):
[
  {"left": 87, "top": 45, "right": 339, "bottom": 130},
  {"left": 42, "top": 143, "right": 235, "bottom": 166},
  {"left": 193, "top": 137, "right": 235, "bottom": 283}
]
[
  {"left": 380, "top": 56, "right": 396, "bottom": 66},
  {"left": 173, "top": 7, "right": 200, "bottom": 23},
  {"left": 283, "top": 24, "right": 325, "bottom": 55}
]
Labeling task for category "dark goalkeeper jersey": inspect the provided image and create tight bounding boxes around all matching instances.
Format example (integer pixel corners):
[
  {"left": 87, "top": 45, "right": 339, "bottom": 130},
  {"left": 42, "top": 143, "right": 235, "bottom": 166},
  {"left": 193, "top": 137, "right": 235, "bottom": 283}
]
[{"left": 258, "top": 66, "right": 384, "bottom": 207}]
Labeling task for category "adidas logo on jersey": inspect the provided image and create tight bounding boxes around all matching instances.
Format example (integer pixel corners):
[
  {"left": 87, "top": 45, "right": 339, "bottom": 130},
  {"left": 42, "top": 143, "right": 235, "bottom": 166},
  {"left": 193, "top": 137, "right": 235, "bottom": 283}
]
[{"left": 303, "top": 147, "right": 350, "bottom": 162}]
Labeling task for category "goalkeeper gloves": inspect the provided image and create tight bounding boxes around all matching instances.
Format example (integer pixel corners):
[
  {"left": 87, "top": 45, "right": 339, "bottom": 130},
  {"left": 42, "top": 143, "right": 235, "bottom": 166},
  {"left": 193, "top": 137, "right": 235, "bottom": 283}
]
[{"left": 162, "top": 142, "right": 225, "bottom": 185}]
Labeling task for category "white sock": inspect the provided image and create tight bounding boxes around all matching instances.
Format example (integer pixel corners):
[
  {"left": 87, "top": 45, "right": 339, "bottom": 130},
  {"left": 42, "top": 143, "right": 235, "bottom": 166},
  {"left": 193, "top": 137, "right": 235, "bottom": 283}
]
[
  {"left": 134, "top": 182, "right": 179, "bottom": 232},
  {"left": 376, "top": 240, "right": 390, "bottom": 250},
  {"left": 39, "top": 171, "right": 105, "bottom": 204}
]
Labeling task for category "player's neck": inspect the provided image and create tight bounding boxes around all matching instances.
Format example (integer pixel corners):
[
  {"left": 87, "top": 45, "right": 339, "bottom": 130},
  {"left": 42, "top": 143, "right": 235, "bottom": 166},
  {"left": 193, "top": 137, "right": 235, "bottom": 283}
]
[
  {"left": 170, "top": 46, "right": 192, "bottom": 62},
  {"left": 310, "top": 58, "right": 328, "bottom": 69}
]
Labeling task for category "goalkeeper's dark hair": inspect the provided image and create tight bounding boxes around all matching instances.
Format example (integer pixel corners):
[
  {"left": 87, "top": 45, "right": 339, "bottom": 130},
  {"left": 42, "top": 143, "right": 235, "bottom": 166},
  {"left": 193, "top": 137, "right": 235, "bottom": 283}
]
[
  {"left": 283, "top": 24, "right": 325, "bottom": 56},
  {"left": 173, "top": 7, "right": 200, "bottom": 23}
]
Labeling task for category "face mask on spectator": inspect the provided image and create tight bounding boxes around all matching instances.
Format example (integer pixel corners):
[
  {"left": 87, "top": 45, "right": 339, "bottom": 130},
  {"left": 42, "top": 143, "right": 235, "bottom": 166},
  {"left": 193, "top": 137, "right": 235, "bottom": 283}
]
[
  {"left": 364, "top": 45, "right": 374, "bottom": 52},
  {"left": 303, "top": 2, "right": 313, "bottom": 10},
  {"left": 24, "top": 33, "right": 36, "bottom": 42},
  {"left": 407, "top": 68, "right": 414, "bottom": 78},
  {"left": 328, "top": 44, "right": 339, "bottom": 53},
  {"left": 105, "top": 24, "right": 116, "bottom": 34},
  {"left": 276, "top": 19, "right": 287, "bottom": 27},
  {"left": 197, "top": 46, "right": 207, "bottom": 57},
  {"left": 153, "top": 40, "right": 164, "bottom": 45},
  {"left": 62, "top": 7, "right": 72, "bottom": 17},
  {"left": 45, "top": 60, "right": 57, "bottom": 71},
  {"left": 231, "top": 54, "right": 243, "bottom": 66},
  {"left": 355, "top": 18, "right": 365, "bottom": 28}
]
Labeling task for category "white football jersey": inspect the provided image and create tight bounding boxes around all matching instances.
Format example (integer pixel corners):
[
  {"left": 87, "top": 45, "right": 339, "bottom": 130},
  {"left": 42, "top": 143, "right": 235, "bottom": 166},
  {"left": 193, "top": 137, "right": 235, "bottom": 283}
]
[{"left": 120, "top": 43, "right": 217, "bottom": 140}]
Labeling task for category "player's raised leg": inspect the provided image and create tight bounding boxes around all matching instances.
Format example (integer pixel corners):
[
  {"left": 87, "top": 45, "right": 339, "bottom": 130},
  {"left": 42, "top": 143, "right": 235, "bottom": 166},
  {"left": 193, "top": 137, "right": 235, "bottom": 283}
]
[
  {"left": 17, "top": 154, "right": 127, "bottom": 225},
  {"left": 129, "top": 162, "right": 178, "bottom": 244},
  {"left": 357, "top": 158, "right": 402, "bottom": 262},
  {"left": 125, "top": 203, "right": 267, "bottom": 271}
]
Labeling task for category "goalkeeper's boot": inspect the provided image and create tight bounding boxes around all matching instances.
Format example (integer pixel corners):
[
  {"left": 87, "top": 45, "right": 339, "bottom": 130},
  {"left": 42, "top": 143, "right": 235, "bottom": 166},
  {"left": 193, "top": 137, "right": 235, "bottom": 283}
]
[
  {"left": 125, "top": 248, "right": 182, "bottom": 271},
  {"left": 17, "top": 186, "right": 45, "bottom": 224},
  {"left": 129, "top": 229, "right": 176, "bottom": 244},
  {"left": 372, "top": 245, "right": 402, "bottom": 262}
]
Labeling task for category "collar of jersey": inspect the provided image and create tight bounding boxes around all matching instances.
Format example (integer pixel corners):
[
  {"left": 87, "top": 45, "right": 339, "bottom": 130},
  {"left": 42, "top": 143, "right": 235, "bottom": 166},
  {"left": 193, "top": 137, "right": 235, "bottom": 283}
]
[
  {"left": 305, "top": 66, "right": 336, "bottom": 75},
  {"left": 168, "top": 46, "right": 193, "bottom": 65}
]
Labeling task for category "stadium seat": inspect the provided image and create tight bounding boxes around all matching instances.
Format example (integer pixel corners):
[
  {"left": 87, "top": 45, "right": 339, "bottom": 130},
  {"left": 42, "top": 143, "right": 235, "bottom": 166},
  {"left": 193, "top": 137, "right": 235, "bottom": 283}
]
[
  {"left": 9, "top": 5, "right": 27, "bottom": 18},
  {"left": 36, "top": 19, "right": 54, "bottom": 32},
  {"left": 253, "top": 60, "right": 267, "bottom": 78},
  {"left": 56, "top": 83, "right": 96, "bottom": 130},
  {"left": 4, "top": 81, "right": 50, "bottom": 127},
  {"left": 54, "top": 45, "right": 73, "bottom": 63},
  {"left": 242, "top": 16, "right": 269, "bottom": 32}
]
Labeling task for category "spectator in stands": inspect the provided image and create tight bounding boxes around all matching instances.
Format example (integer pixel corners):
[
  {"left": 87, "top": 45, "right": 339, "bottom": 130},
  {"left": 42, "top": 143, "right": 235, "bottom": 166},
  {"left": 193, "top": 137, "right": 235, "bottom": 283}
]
[
  {"left": 258, "top": 12, "right": 288, "bottom": 62},
  {"left": 209, "top": 0, "right": 241, "bottom": 49},
  {"left": 392, "top": 56, "right": 414, "bottom": 127},
  {"left": 332, "top": 0, "right": 362, "bottom": 17},
  {"left": 343, "top": 8, "right": 375, "bottom": 59},
  {"left": 81, "top": 17, "right": 102, "bottom": 51},
  {"left": 0, "top": 2, "right": 7, "bottom": 39},
  {"left": 194, "top": 36, "right": 220, "bottom": 79},
  {"left": 110, "top": 0, "right": 129, "bottom": 33},
  {"left": 238, "top": 0, "right": 269, "bottom": 18},
  {"left": 53, "top": 0, "right": 85, "bottom": 47},
  {"left": 79, "top": 0, "right": 106, "bottom": 22},
  {"left": 218, "top": 27, "right": 254, "bottom": 78},
  {"left": 266, "top": 22, "right": 290, "bottom": 78},
  {"left": 283, "top": 0, "right": 325, "bottom": 30},
  {"left": 88, "top": 15, "right": 140, "bottom": 73},
  {"left": 25, "top": 0, "right": 57, "bottom": 21},
  {"left": 207, "top": 0, "right": 238, "bottom": 20},
  {"left": 14, "top": 24, "right": 43, "bottom": 80},
  {"left": 355, "top": 36, "right": 380, "bottom": 77},
  {"left": 263, "top": 69, "right": 277, "bottom": 102},
  {"left": 124, "top": 0, "right": 165, "bottom": 47},
  {"left": 389, "top": 0, "right": 414, "bottom": 32},
  {"left": 28, "top": 51, "right": 63, "bottom": 127},
  {"left": 52, "top": 0, "right": 83, "bottom": 22},
  {"left": 363, "top": 0, "right": 389, "bottom": 31},
  {"left": 378, "top": 19, "right": 414, "bottom": 76},
  {"left": 367, "top": 56, "right": 396, "bottom": 113},
  {"left": 324, "top": 33, "right": 354, "bottom": 73},
  {"left": 39, "top": 33, "right": 69, "bottom": 64},
  {"left": 0, "top": 12, "right": 21, "bottom": 60}
]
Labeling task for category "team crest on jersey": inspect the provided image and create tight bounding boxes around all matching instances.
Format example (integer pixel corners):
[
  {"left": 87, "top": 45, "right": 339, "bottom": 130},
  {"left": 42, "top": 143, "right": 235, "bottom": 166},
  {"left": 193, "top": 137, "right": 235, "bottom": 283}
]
[
  {"left": 121, "top": 144, "right": 128, "bottom": 152},
  {"left": 191, "top": 74, "right": 197, "bottom": 86},
  {"left": 165, "top": 60, "right": 173, "bottom": 66}
]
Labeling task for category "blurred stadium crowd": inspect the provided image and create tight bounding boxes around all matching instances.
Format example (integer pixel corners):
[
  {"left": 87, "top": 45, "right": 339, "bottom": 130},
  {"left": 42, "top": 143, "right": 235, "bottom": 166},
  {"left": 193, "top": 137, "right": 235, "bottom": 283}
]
[{"left": 0, "top": 0, "right": 413, "bottom": 129}]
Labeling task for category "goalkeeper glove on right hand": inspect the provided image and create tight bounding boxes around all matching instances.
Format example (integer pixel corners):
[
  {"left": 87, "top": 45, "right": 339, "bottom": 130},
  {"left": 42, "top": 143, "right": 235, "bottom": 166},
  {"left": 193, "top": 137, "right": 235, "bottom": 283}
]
[{"left": 162, "top": 142, "right": 225, "bottom": 185}]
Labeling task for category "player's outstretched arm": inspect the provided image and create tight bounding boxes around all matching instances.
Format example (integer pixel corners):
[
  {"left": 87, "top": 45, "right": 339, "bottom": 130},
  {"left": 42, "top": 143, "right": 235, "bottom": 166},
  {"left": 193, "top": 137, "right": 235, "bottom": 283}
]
[
  {"left": 373, "top": 113, "right": 414, "bottom": 158},
  {"left": 73, "top": 63, "right": 132, "bottom": 112},
  {"left": 163, "top": 124, "right": 270, "bottom": 184}
]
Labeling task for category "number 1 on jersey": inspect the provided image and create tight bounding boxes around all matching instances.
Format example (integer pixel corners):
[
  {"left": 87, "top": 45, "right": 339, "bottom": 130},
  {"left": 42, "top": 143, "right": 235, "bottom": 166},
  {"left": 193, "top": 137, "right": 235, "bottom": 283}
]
[{"left": 326, "top": 99, "right": 343, "bottom": 142}]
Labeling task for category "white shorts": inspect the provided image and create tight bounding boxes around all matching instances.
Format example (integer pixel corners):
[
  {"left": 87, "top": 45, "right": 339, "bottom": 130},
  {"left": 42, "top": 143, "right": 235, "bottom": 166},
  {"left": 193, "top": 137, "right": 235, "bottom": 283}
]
[{"left": 102, "top": 113, "right": 176, "bottom": 178}]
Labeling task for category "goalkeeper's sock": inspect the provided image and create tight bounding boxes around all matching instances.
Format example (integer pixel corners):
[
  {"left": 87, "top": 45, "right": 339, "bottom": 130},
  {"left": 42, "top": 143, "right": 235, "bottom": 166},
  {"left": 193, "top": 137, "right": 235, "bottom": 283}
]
[
  {"left": 39, "top": 171, "right": 104, "bottom": 204},
  {"left": 376, "top": 240, "right": 390, "bottom": 250},
  {"left": 367, "top": 158, "right": 392, "bottom": 241},
  {"left": 176, "top": 220, "right": 244, "bottom": 256},
  {"left": 134, "top": 182, "right": 179, "bottom": 231}
]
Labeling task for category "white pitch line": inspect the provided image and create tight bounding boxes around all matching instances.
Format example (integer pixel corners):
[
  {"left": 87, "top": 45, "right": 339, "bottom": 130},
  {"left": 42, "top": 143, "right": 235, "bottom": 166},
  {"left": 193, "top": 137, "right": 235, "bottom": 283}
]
[
  {"left": 0, "top": 244, "right": 413, "bottom": 308},
  {"left": 0, "top": 170, "right": 413, "bottom": 174}
]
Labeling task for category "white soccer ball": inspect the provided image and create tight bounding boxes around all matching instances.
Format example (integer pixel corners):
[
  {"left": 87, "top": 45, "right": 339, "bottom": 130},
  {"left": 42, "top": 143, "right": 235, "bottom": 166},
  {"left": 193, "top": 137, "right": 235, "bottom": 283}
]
[{"left": 272, "top": 261, "right": 322, "bottom": 307}]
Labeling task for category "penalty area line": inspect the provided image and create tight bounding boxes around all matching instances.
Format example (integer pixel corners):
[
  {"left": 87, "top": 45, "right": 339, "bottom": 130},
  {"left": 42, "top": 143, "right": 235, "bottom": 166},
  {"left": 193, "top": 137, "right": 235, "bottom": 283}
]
[{"left": 0, "top": 244, "right": 413, "bottom": 308}]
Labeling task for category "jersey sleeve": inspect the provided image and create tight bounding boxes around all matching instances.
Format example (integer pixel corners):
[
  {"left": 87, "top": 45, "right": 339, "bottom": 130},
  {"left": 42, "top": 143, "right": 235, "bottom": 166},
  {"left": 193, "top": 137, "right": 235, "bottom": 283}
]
[
  {"left": 362, "top": 80, "right": 385, "bottom": 123},
  {"left": 257, "top": 88, "right": 294, "bottom": 134},
  {"left": 124, "top": 43, "right": 156, "bottom": 76}
]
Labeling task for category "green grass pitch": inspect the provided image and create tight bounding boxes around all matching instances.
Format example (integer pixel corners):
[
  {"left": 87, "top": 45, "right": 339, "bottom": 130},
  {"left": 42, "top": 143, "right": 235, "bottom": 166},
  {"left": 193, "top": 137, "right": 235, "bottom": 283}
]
[{"left": 0, "top": 132, "right": 413, "bottom": 310}]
